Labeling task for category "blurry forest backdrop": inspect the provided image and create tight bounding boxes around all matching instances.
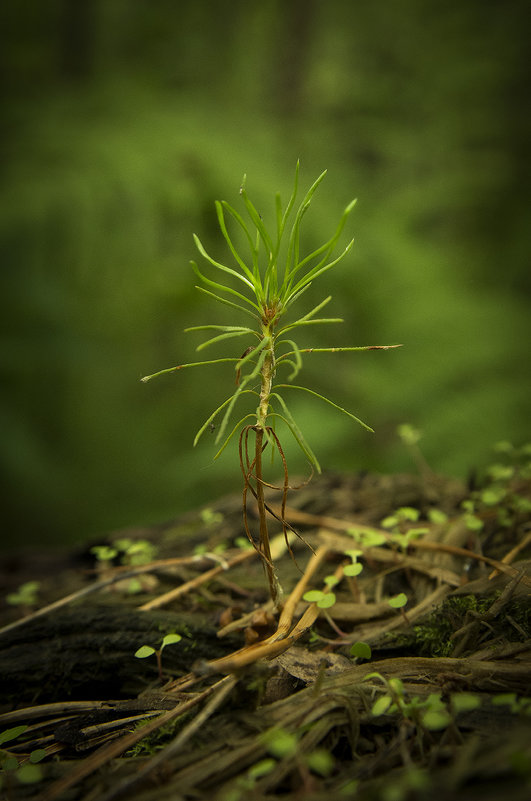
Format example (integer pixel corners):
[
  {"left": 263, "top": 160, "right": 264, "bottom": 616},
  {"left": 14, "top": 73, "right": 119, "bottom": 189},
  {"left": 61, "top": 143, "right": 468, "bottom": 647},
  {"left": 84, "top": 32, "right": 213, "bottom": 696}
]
[{"left": 1, "top": 0, "right": 529, "bottom": 548}]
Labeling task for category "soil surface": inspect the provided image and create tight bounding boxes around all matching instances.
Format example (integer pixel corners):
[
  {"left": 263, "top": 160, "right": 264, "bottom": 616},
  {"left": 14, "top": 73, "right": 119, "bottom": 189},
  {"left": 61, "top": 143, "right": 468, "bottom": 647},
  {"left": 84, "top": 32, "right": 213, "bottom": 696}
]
[{"left": 1, "top": 468, "right": 530, "bottom": 800}]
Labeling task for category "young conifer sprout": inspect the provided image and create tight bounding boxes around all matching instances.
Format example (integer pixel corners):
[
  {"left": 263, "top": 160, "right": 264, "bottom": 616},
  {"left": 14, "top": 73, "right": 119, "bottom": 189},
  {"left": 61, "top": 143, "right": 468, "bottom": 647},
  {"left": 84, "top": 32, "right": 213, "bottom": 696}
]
[{"left": 142, "top": 164, "right": 401, "bottom": 607}]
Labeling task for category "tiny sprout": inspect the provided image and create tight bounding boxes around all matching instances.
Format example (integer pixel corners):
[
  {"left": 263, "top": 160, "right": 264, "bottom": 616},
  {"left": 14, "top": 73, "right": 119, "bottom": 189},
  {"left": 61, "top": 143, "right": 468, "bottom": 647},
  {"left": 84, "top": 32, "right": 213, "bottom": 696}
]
[
  {"left": 200, "top": 508, "right": 224, "bottom": 526},
  {"left": 427, "top": 508, "right": 448, "bottom": 525},
  {"left": 491, "top": 693, "right": 531, "bottom": 715},
  {"left": 486, "top": 463, "right": 515, "bottom": 482},
  {"left": 6, "top": 580, "right": 40, "bottom": 608},
  {"left": 134, "top": 633, "right": 182, "bottom": 681},
  {"left": 451, "top": 692, "right": 481, "bottom": 713},
  {"left": 347, "top": 528, "right": 387, "bottom": 547},
  {"left": 114, "top": 538, "right": 158, "bottom": 566},
  {"left": 350, "top": 641, "right": 372, "bottom": 660},
  {"left": 397, "top": 423, "right": 421, "bottom": 446},
  {"left": 141, "top": 164, "right": 401, "bottom": 605},
  {"left": 90, "top": 545, "right": 118, "bottom": 563},
  {"left": 246, "top": 758, "right": 276, "bottom": 782},
  {"left": 480, "top": 486, "right": 506, "bottom": 506},
  {"left": 302, "top": 589, "right": 336, "bottom": 609},
  {"left": 421, "top": 695, "right": 452, "bottom": 731},
  {"left": 463, "top": 514, "right": 484, "bottom": 532},
  {"left": 0, "top": 726, "right": 45, "bottom": 785},
  {"left": 261, "top": 727, "right": 298, "bottom": 759},
  {"left": 305, "top": 748, "right": 335, "bottom": 776}
]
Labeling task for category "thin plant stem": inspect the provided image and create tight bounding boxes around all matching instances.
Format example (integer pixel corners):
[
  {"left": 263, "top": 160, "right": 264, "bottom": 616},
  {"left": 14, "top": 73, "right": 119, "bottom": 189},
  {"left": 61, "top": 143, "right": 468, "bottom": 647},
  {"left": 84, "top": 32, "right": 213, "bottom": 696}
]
[{"left": 254, "top": 426, "right": 281, "bottom": 607}]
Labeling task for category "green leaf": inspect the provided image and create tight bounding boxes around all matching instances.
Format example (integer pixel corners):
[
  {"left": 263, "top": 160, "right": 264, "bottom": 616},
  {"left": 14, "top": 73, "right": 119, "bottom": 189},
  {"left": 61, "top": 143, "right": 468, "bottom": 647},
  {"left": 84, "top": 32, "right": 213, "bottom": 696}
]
[
  {"left": 247, "top": 758, "right": 276, "bottom": 781},
  {"left": 317, "top": 592, "right": 336, "bottom": 609},
  {"left": 277, "top": 295, "right": 333, "bottom": 335},
  {"left": 275, "top": 384, "right": 374, "bottom": 432},
  {"left": 372, "top": 695, "right": 392, "bottom": 716},
  {"left": 284, "top": 170, "right": 328, "bottom": 286},
  {"left": 305, "top": 748, "right": 335, "bottom": 776},
  {"left": 215, "top": 200, "right": 257, "bottom": 284},
  {"left": 388, "top": 593, "right": 408, "bottom": 609},
  {"left": 491, "top": 693, "right": 517, "bottom": 706},
  {"left": 213, "top": 413, "right": 257, "bottom": 460},
  {"left": 261, "top": 727, "right": 298, "bottom": 758},
  {"left": 290, "top": 239, "right": 355, "bottom": 296},
  {"left": 324, "top": 575, "right": 339, "bottom": 588},
  {"left": 422, "top": 709, "right": 451, "bottom": 730},
  {"left": 16, "top": 763, "right": 43, "bottom": 784},
  {"left": 451, "top": 693, "right": 481, "bottom": 713},
  {"left": 276, "top": 338, "right": 303, "bottom": 380},
  {"left": 350, "top": 641, "right": 372, "bottom": 660},
  {"left": 194, "top": 390, "right": 255, "bottom": 447},
  {"left": 397, "top": 507, "right": 420, "bottom": 522},
  {"left": 141, "top": 356, "right": 240, "bottom": 383},
  {"left": 215, "top": 347, "right": 268, "bottom": 443},
  {"left": 388, "top": 678, "right": 404, "bottom": 696},
  {"left": 344, "top": 562, "right": 363, "bottom": 577},
  {"left": 194, "top": 329, "right": 254, "bottom": 352},
  {"left": 194, "top": 285, "right": 258, "bottom": 319},
  {"left": 268, "top": 394, "right": 321, "bottom": 471},
  {"left": 428, "top": 508, "right": 448, "bottom": 524},
  {"left": 0, "top": 726, "right": 28, "bottom": 746},
  {"left": 346, "top": 528, "right": 387, "bottom": 546},
  {"left": 480, "top": 487, "right": 506, "bottom": 506},
  {"left": 381, "top": 515, "right": 398, "bottom": 529},
  {"left": 239, "top": 177, "right": 275, "bottom": 262},
  {"left": 161, "top": 633, "right": 182, "bottom": 650},
  {"left": 191, "top": 260, "right": 260, "bottom": 311},
  {"left": 134, "top": 645, "right": 156, "bottom": 659},
  {"left": 464, "top": 514, "right": 484, "bottom": 532},
  {"left": 193, "top": 234, "right": 255, "bottom": 290},
  {"left": 303, "top": 590, "right": 324, "bottom": 603},
  {"left": 2, "top": 755, "right": 20, "bottom": 771},
  {"left": 29, "top": 749, "right": 47, "bottom": 764}
]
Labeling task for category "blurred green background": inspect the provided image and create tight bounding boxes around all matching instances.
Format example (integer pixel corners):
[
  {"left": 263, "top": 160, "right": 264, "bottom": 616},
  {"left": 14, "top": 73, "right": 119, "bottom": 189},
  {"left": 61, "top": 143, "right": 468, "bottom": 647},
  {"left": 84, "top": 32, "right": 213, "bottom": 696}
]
[{"left": 1, "top": 0, "right": 529, "bottom": 548}]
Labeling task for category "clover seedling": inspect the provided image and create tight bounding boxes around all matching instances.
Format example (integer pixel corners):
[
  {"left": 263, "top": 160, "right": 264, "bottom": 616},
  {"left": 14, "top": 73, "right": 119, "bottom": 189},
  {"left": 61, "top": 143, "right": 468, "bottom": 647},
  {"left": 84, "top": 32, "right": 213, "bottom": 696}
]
[
  {"left": 134, "top": 633, "right": 182, "bottom": 680},
  {"left": 0, "top": 726, "right": 46, "bottom": 788},
  {"left": 350, "top": 641, "right": 372, "bottom": 660},
  {"left": 6, "top": 581, "right": 40, "bottom": 609},
  {"left": 302, "top": 588, "right": 336, "bottom": 609},
  {"left": 142, "top": 164, "right": 401, "bottom": 605}
]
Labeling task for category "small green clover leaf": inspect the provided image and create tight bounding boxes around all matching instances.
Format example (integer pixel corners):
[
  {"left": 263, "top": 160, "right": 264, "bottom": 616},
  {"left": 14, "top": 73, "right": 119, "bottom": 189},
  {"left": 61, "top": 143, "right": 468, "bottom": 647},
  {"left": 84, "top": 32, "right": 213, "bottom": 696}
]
[
  {"left": 302, "top": 589, "right": 336, "bottom": 609},
  {"left": 6, "top": 581, "right": 41, "bottom": 607},
  {"left": 347, "top": 528, "right": 388, "bottom": 547},
  {"left": 388, "top": 593, "right": 408, "bottom": 609},
  {"left": 371, "top": 695, "right": 393, "bottom": 716},
  {"left": 451, "top": 692, "right": 481, "bottom": 713},
  {"left": 134, "top": 645, "right": 156, "bottom": 659},
  {"left": 261, "top": 727, "right": 298, "bottom": 759},
  {"left": 427, "top": 508, "right": 448, "bottom": 525},
  {"left": 161, "top": 633, "right": 182, "bottom": 649},
  {"left": 134, "top": 633, "right": 182, "bottom": 680},
  {"left": 344, "top": 562, "right": 363, "bottom": 577},
  {"left": 0, "top": 725, "right": 28, "bottom": 746},
  {"left": 350, "top": 641, "right": 372, "bottom": 660}
]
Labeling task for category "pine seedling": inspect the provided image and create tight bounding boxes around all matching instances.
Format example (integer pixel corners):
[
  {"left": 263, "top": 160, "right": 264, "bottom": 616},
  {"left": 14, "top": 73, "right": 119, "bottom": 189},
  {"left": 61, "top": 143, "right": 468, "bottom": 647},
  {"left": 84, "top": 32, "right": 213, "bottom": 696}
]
[{"left": 142, "top": 164, "right": 401, "bottom": 606}]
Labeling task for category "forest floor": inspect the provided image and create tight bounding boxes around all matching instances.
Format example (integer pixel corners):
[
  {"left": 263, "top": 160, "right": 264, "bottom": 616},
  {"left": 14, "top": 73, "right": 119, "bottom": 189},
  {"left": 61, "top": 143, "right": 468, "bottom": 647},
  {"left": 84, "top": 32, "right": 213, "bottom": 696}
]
[{"left": 1, "top": 461, "right": 530, "bottom": 801}]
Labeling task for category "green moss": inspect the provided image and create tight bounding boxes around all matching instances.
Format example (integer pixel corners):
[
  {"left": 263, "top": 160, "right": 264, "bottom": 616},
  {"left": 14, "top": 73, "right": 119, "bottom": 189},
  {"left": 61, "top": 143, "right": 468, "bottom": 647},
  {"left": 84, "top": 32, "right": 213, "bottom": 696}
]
[{"left": 412, "top": 594, "right": 530, "bottom": 658}]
